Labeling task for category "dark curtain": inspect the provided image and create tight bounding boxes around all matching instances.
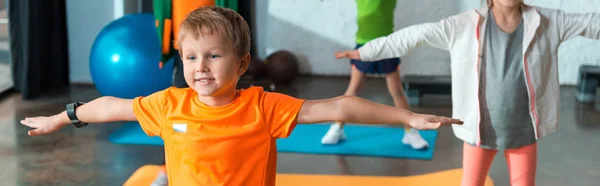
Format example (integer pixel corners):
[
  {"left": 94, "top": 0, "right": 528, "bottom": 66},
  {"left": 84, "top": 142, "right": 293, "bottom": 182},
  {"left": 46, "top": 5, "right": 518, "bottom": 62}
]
[
  {"left": 9, "top": 0, "right": 70, "bottom": 100},
  {"left": 238, "top": 0, "right": 256, "bottom": 56},
  {"left": 216, "top": 0, "right": 254, "bottom": 56}
]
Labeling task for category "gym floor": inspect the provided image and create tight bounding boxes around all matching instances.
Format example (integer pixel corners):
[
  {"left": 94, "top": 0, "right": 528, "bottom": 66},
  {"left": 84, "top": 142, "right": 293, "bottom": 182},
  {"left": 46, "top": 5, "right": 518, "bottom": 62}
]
[{"left": 0, "top": 76, "right": 598, "bottom": 186}]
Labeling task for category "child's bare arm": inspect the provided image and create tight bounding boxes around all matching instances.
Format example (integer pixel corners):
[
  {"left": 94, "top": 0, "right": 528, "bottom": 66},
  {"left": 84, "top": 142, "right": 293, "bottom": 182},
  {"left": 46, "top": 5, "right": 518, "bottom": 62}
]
[
  {"left": 297, "top": 95, "right": 462, "bottom": 130},
  {"left": 20, "top": 96, "right": 136, "bottom": 136}
]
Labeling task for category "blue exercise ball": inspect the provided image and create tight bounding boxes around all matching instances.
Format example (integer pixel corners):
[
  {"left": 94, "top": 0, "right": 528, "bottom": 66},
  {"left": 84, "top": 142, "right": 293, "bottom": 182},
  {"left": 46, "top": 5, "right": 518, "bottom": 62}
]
[{"left": 90, "top": 13, "right": 174, "bottom": 99}]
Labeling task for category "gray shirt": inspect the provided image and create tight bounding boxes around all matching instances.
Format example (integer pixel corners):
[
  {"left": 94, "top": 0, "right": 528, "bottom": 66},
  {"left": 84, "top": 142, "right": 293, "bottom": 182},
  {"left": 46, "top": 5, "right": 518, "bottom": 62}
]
[{"left": 477, "top": 11, "right": 536, "bottom": 149}]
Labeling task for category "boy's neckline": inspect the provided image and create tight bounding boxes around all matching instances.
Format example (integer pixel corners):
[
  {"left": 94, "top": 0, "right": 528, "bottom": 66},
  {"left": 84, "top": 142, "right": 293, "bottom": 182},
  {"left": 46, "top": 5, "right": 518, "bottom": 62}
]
[{"left": 192, "top": 90, "right": 241, "bottom": 109}]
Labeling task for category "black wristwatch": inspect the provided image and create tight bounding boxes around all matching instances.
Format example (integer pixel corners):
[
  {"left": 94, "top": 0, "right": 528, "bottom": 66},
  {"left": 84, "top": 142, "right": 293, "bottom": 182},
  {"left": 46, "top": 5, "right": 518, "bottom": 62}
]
[{"left": 66, "top": 102, "right": 88, "bottom": 128}]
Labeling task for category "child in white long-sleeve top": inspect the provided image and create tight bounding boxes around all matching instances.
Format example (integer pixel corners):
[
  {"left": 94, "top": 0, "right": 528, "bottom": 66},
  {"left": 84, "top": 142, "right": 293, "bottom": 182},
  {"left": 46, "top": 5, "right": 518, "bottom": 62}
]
[{"left": 335, "top": 0, "right": 600, "bottom": 185}]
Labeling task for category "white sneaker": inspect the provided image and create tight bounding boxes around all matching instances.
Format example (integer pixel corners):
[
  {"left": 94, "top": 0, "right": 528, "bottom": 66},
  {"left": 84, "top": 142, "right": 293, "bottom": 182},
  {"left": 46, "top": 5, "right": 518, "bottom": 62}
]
[
  {"left": 402, "top": 129, "right": 429, "bottom": 150},
  {"left": 321, "top": 124, "right": 346, "bottom": 145},
  {"left": 150, "top": 171, "right": 168, "bottom": 186}
]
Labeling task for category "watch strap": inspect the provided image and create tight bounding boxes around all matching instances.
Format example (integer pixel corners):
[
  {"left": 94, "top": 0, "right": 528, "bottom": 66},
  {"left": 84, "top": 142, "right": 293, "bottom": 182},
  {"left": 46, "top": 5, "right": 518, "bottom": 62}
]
[{"left": 67, "top": 102, "right": 88, "bottom": 128}]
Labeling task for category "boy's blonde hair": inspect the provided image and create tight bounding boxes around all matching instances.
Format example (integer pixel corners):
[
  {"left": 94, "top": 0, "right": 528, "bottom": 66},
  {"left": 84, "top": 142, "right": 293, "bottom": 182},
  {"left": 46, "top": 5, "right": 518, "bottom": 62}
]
[{"left": 178, "top": 6, "right": 251, "bottom": 58}]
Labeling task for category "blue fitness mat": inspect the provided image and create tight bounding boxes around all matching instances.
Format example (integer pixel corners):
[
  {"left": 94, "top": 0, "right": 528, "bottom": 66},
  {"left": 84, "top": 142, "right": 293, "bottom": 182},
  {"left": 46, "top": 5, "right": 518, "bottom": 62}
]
[
  {"left": 277, "top": 124, "right": 437, "bottom": 159},
  {"left": 109, "top": 122, "right": 164, "bottom": 145},
  {"left": 109, "top": 122, "right": 437, "bottom": 160}
]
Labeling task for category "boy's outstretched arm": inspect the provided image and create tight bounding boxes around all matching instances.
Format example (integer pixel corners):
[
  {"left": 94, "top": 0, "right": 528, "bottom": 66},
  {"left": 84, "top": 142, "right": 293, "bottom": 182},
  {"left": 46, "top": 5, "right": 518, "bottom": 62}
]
[
  {"left": 20, "top": 96, "right": 136, "bottom": 136},
  {"left": 297, "top": 95, "right": 463, "bottom": 130}
]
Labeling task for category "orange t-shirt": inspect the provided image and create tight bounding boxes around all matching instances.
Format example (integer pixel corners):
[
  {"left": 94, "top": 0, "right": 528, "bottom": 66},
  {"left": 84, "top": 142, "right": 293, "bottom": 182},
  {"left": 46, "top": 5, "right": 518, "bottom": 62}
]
[{"left": 132, "top": 86, "right": 305, "bottom": 186}]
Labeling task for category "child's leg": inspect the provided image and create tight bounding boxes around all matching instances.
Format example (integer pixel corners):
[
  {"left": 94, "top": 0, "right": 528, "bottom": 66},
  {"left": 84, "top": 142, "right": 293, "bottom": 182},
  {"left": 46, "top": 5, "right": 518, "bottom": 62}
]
[
  {"left": 461, "top": 142, "right": 497, "bottom": 186},
  {"left": 504, "top": 143, "right": 537, "bottom": 186},
  {"left": 160, "top": 163, "right": 167, "bottom": 172},
  {"left": 379, "top": 59, "right": 428, "bottom": 149},
  {"left": 321, "top": 65, "right": 367, "bottom": 144},
  {"left": 385, "top": 70, "right": 409, "bottom": 109}
]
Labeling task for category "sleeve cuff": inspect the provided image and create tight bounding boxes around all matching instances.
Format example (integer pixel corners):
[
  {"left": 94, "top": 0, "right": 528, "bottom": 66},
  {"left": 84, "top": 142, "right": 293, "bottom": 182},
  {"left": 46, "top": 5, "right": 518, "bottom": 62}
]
[{"left": 357, "top": 43, "right": 374, "bottom": 61}]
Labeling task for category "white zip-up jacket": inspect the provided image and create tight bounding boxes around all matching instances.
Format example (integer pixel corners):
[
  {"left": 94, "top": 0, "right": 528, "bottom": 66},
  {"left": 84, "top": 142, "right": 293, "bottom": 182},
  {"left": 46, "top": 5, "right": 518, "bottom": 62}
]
[{"left": 358, "top": 5, "right": 600, "bottom": 146}]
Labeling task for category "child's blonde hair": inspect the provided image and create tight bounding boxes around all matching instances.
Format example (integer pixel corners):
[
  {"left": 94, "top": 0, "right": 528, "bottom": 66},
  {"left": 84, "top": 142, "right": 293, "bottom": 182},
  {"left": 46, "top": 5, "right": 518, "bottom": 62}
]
[{"left": 177, "top": 6, "right": 251, "bottom": 58}]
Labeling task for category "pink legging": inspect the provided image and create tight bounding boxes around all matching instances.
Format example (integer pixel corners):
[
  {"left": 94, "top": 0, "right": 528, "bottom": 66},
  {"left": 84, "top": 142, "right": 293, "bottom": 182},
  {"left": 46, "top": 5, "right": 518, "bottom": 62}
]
[{"left": 461, "top": 142, "right": 537, "bottom": 186}]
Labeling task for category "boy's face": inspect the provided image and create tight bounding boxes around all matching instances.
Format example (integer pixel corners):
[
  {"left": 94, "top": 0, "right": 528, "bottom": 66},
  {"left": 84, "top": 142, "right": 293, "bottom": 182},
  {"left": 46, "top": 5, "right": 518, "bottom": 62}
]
[{"left": 180, "top": 30, "right": 249, "bottom": 97}]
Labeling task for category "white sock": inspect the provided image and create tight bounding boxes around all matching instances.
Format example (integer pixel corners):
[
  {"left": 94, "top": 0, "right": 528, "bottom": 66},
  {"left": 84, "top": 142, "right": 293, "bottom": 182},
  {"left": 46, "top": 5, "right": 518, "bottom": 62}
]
[
  {"left": 150, "top": 171, "right": 169, "bottom": 186},
  {"left": 321, "top": 124, "right": 346, "bottom": 145},
  {"left": 402, "top": 129, "right": 429, "bottom": 150}
]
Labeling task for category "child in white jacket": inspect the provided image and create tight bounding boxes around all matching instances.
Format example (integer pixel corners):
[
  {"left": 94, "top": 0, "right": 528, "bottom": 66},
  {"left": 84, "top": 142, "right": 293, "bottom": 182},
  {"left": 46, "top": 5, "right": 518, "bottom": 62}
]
[{"left": 335, "top": 0, "right": 600, "bottom": 185}]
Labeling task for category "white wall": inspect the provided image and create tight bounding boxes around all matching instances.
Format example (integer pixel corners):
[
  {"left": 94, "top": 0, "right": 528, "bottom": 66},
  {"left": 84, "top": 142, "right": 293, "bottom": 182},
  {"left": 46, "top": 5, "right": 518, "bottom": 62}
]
[
  {"left": 260, "top": 0, "right": 460, "bottom": 77},
  {"left": 66, "top": 0, "right": 143, "bottom": 84},
  {"left": 66, "top": 0, "right": 115, "bottom": 83},
  {"left": 260, "top": 0, "right": 600, "bottom": 85}
]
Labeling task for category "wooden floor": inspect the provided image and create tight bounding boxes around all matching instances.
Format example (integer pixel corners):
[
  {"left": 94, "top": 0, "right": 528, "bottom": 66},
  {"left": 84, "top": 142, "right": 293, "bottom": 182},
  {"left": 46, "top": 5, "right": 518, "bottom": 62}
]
[{"left": 0, "top": 76, "right": 599, "bottom": 186}]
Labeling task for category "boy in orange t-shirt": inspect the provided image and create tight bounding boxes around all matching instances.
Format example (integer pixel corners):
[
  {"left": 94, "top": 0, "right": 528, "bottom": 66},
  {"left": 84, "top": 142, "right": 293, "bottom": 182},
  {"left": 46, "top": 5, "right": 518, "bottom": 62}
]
[{"left": 20, "top": 6, "right": 463, "bottom": 186}]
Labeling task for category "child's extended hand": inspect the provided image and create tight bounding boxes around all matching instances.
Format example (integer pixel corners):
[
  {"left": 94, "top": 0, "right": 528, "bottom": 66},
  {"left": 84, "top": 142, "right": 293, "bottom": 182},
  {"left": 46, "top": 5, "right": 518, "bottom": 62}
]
[
  {"left": 21, "top": 116, "right": 66, "bottom": 136},
  {"left": 408, "top": 113, "right": 463, "bottom": 130},
  {"left": 334, "top": 49, "right": 360, "bottom": 60}
]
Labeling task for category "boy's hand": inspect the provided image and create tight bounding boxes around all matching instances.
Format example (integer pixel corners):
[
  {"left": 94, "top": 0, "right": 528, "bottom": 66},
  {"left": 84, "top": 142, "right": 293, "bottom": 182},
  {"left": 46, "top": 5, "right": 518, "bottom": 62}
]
[
  {"left": 408, "top": 113, "right": 463, "bottom": 130},
  {"left": 334, "top": 50, "right": 360, "bottom": 60},
  {"left": 21, "top": 116, "right": 66, "bottom": 136}
]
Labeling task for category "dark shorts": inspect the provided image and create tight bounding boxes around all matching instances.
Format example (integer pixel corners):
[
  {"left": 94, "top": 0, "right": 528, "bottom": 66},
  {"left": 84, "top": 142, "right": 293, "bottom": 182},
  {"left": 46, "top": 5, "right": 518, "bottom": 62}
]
[{"left": 350, "top": 44, "right": 401, "bottom": 74}]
